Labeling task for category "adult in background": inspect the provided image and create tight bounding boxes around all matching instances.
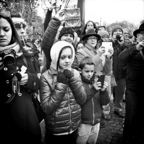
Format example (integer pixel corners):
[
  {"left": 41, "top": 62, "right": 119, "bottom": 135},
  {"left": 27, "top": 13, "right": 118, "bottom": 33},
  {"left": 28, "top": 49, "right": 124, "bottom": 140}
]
[
  {"left": 111, "top": 25, "right": 126, "bottom": 118},
  {"left": 120, "top": 22, "right": 144, "bottom": 144}
]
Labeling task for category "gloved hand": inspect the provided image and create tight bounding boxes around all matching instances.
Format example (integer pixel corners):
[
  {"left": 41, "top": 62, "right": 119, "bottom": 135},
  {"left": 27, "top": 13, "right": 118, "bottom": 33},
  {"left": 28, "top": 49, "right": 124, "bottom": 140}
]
[
  {"left": 63, "top": 69, "right": 73, "bottom": 80},
  {"left": 57, "top": 71, "right": 67, "bottom": 84}
]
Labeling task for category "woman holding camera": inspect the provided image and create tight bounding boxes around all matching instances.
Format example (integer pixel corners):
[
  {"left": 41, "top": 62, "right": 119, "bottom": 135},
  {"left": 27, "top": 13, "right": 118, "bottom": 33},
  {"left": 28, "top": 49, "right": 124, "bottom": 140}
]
[{"left": 0, "top": 6, "right": 41, "bottom": 144}]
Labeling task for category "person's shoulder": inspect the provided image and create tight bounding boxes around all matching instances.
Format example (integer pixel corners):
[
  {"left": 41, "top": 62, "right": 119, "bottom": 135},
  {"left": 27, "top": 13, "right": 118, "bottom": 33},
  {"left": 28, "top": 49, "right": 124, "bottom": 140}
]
[{"left": 72, "top": 68, "right": 80, "bottom": 78}]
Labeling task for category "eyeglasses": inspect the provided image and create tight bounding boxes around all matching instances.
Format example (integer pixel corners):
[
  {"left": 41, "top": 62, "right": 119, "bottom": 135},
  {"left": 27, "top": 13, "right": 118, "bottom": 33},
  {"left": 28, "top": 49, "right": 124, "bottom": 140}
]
[
  {"left": 15, "top": 23, "right": 27, "bottom": 29},
  {"left": 88, "top": 36, "right": 97, "bottom": 40}
]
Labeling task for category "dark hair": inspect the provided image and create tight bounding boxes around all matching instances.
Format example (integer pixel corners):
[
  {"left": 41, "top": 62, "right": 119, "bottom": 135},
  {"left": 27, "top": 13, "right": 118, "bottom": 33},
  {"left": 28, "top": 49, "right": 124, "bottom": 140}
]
[
  {"left": 82, "top": 20, "right": 98, "bottom": 36},
  {"left": 57, "top": 46, "right": 73, "bottom": 70},
  {"left": 0, "top": 15, "right": 23, "bottom": 49},
  {"left": 79, "top": 57, "right": 95, "bottom": 70}
]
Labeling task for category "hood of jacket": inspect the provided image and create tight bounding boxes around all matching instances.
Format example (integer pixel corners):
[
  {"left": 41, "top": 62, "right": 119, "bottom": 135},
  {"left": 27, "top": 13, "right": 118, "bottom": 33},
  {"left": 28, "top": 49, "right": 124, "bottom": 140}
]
[{"left": 50, "top": 41, "right": 75, "bottom": 70}]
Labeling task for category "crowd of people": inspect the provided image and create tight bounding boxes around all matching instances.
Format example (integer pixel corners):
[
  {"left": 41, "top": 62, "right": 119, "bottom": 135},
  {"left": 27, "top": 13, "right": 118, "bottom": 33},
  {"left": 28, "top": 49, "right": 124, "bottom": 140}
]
[{"left": 1, "top": 1, "right": 144, "bottom": 144}]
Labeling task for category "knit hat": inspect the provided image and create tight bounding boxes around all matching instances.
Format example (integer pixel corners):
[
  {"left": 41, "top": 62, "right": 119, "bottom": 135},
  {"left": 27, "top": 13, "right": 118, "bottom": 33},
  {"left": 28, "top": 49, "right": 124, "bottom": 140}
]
[
  {"left": 98, "top": 30, "right": 109, "bottom": 37},
  {"left": 58, "top": 27, "right": 75, "bottom": 40},
  {"left": 50, "top": 41, "right": 75, "bottom": 70},
  {"left": 111, "top": 25, "right": 123, "bottom": 36}
]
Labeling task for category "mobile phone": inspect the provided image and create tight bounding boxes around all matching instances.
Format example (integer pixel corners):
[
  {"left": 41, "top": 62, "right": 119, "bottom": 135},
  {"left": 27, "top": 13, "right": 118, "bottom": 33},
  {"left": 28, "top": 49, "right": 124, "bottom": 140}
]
[
  {"left": 97, "top": 75, "right": 105, "bottom": 88},
  {"left": 101, "top": 42, "right": 113, "bottom": 55}
]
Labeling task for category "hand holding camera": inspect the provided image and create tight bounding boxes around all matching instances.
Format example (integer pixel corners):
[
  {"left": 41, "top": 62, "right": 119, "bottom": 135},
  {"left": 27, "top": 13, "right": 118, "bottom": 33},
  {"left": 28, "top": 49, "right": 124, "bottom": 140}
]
[
  {"left": 101, "top": 81, "right": 109, "bottom": 91},
  {"left": 136, "top": 40, "right": 144, "bottom": 51},
  {"left": 116, "top": 34, "right": 124, "bottom": 44}
]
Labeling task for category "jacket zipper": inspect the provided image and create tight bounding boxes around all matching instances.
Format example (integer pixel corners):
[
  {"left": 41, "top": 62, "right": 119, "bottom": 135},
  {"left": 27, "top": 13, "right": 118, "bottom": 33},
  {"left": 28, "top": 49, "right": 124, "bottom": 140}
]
[
  {"left": 67, "top": 88, "right": 72, "bottom": 133},
  {"left": 92, "top": 97, "right": 95, "bottom": 125}
]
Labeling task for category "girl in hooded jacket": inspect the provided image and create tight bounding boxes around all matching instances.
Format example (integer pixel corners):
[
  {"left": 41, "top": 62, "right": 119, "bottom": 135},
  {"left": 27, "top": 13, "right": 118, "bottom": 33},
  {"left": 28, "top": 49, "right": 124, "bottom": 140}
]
[{"left": 40, "top": 41, "right": 87, "bottom": 144}]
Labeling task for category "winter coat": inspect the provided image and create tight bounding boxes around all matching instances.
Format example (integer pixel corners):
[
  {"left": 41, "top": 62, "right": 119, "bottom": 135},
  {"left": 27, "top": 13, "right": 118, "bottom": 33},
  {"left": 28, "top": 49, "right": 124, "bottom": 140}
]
[
  {"left": 112, "top": 40, "right": 127, "bottom": 81},
  {"left": 40, "top": 67, "right": 87, "bottom": 134},
  {"left": 73, "top": 43, "right": 112, "bottom": 75},
  {"left": 119, "top": 44, "right": 144, "bottom": 91},
  {"left": 81, "top": 81, "right": 109, "bottom": 125},
  {"left": 0, "top": 53, "right": 41, "bottom": 144},
  {"left": 40, "top": 40, "right": 87, "bottom": 135}
]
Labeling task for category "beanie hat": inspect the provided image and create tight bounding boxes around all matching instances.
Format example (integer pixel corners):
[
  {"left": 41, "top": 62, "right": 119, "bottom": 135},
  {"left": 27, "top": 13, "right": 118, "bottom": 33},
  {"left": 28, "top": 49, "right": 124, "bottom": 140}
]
[
  {"left": 50, "top": 41, "right": 75, "bottom": 70},
  {"left": 58, "top": 27, "right": 74, "bottom": 40},
  {"left": 98, "top": 30, "right": 109, "bottom": 37},
  {"left": 111, "top": 25, "right": 123, "bottom": 36}
]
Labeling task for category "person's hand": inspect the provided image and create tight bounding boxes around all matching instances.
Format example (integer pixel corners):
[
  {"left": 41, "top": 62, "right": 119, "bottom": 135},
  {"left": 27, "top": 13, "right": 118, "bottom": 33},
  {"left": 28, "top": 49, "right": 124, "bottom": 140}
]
[
  {"left": 19, "top": 73, "right": 28, "bottom": 85},
  {"left": 106, "top": 48, "right": 114, "bottom": 59},
  {"left": 54, "top": 9, "right": 65, "bottom": 22},
  {"left": 101, "top": 81, "right": 108, "bottom": 91},
  {"left": 0, "top": 57, "right": 3, "bottom": 66},
  {"left": 117, "top": 35, "right": 124, "bottom": 45},
  {"left": 63, "top": 69, "right": 73, "bottom": 80},
  {"left": 97, "top": 46, "right": 105, "bottom": 56},
  {"left": 37, "top": 73, "right": 41, "bottom": 79},
  {"left": 136, "top": 40, "right": 144, "bottom": 51},
  {"left": 93, "top": 77, "right": 101, "bottom": 90},
  {"left": 57, "top": 71, "right": 67, "bottom": 84}
]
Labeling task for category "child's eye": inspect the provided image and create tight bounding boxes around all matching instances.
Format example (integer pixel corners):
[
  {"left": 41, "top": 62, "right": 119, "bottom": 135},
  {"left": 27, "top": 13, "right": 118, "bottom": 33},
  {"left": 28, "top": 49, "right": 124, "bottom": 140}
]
[{"left": 60, "top": 56, "right": 66, "bottom": 60}]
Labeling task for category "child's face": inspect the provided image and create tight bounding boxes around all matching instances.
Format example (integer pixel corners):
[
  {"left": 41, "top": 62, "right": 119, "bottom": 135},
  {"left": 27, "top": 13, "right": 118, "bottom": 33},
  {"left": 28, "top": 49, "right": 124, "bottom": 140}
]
[
  {"left": 59, "top": 47, "right": 73, "bottom": 70},
  {"left": 60, "top": 34, "right": 74, "bottom": 44},
  {"left": 81, "top": 64, "right": 95, "bottom": 80}
]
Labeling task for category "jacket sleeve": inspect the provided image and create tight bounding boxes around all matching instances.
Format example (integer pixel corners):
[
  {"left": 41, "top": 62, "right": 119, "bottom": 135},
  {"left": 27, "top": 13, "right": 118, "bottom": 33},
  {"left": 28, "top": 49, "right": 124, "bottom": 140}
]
[
  {"left": 85, "top": 87, "right": 98, "bottom": 103},
  {"left": 119, "top": 44, "right": 138, "bottom": 63},
  {"left": 44, "top": 9, "right": 52, "bottom": 32},
  {"left": 40, "top": 74, "right": 67, "bottom": 114},
  {"left": 24, "top": 73, "right": 40, "bottom": 91},
  {"left": 103, "top": 58, "right": 112, "bottom": 75},
  {"left": 68, "top": 70, "right": 87, "bottom": 105},
  {"left": 41, "top": 17, "right": 61, "bottom": 69}
]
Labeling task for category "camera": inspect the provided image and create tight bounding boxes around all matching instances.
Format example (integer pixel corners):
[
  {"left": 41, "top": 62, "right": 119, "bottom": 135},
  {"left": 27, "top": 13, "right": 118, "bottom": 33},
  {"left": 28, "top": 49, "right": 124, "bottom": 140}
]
[
  {"left": 0, "top": 49, "right": 16, "bottom": 66},
  {"left": 116, "top": 35, "right": 122, "bottom": 42}
]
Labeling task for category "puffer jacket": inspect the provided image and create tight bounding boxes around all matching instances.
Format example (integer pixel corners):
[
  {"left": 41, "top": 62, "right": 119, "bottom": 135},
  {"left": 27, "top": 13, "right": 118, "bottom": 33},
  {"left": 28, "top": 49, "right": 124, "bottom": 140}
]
[
  {"left": 41, "top": 17, "right": 61, "bottom": 70},
  {"left": 40, "top": 67, "right": 87, "bottom": 134}
]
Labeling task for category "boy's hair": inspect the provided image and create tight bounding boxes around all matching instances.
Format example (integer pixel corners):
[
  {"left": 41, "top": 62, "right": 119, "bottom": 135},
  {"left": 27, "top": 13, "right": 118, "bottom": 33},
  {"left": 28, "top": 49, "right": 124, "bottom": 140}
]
[{"left": 79, "top": 57, "right": 95, "bottom": 70}]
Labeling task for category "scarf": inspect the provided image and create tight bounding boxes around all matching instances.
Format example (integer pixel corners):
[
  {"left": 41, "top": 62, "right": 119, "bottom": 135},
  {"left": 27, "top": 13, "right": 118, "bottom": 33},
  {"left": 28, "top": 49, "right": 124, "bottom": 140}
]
[
  {"left": 0, "top": 42, "right": 21, "bottom": 55},
  {"left": 81, "top": 73, "right": 95, "bottom": 84},
  {"left": 0, "top": 43, "right": 22, "bottom": 70}
]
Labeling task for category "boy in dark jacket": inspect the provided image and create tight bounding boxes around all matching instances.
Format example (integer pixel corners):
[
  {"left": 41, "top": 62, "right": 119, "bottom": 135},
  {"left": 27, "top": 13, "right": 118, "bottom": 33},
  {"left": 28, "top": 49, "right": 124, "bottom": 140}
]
[{"left": 77, "top": 57, "right": 109, "bottom": 144}]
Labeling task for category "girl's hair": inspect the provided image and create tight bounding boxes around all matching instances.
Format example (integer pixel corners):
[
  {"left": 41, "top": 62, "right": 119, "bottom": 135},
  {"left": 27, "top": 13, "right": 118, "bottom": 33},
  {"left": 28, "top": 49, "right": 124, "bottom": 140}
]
[
  {"left": 81, "top": 20, "right": 98, "bottom": 36},
  {"left": 0, "top": 15, "right": 23, "bottom": 50},
  {"left": 79, "top": 56, "right": 95, "bottom": 70},
  {"left": 57, "top": 46, "right": 73, "bottom": 70}
]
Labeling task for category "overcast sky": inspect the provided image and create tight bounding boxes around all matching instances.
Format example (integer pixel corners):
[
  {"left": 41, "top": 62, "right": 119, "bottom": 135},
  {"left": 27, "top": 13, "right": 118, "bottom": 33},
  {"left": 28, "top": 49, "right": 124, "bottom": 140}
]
[{"left": 85, "top": 0, "right": 144, "bottom": 25}]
